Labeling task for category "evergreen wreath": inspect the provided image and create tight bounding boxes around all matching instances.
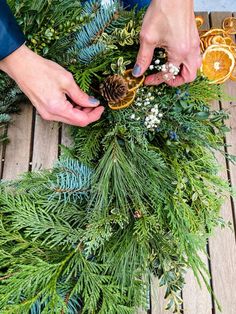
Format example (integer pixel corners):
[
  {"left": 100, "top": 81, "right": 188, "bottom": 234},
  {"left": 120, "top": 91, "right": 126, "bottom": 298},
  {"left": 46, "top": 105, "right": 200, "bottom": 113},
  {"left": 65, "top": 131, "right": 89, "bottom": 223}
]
[{"left": 0, "top": 1, "right": 234, "bottom": 313}]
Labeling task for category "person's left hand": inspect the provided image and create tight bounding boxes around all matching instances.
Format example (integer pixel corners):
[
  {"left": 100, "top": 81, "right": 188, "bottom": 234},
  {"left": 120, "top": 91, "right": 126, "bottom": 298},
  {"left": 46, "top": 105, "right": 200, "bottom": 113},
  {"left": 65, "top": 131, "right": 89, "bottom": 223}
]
[{"left": 132, "top": 0, "right": 202, "bottom": 87}]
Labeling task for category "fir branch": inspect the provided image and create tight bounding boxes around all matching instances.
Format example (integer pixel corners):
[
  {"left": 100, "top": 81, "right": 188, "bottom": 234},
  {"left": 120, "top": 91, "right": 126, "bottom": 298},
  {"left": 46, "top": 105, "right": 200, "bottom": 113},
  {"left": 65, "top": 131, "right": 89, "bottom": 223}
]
[{"left": 49, "top": 158, "right": 92, "bottom": 203}]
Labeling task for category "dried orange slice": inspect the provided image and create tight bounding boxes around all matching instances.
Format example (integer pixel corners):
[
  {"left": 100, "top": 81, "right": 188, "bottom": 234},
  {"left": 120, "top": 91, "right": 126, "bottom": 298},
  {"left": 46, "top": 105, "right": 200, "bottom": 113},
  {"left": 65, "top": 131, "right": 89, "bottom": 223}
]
[
  {"left": 229, "top": 44, "right": 236, "bottom": 58},
  {"left": 207, "top": 35, "right": 214, "bottom": 46},
  {"left": 123, "top": 69, "right": 145, "bottom": 92},
  {"left": 207, "top": 44, "right": 231, "bottom": 51},
  {"left": 201, "top": 37, "right": 208, "bottom": 49},
  {"left": 195, "top": 16, "right": 204, "bottom": 29},
  {"left": 201, "top": 28, "right": 228, "bottom": 37},
  {"left": 223, "top": 17, "right": 236, "bottom": 34},
  {"left": 224, "top": 37, "right": 234, "bottom": 45},
  {"left": 201, "top": 46, "right": 235, "bottom": 84},
  {"left": 108, "top": 90, "right": 136, "bottom": 110},
  {"left": 199, "top": 30, "right": 208, "bottom": 36},
  {"left": 200, "top": 39, "right": 205, "bottom": 53},
  {"left": 211, "top": 35, "right": 226, "bottom": 45},
  {"left": 230, "top": 65, "right": 236, "bottom": 81}
]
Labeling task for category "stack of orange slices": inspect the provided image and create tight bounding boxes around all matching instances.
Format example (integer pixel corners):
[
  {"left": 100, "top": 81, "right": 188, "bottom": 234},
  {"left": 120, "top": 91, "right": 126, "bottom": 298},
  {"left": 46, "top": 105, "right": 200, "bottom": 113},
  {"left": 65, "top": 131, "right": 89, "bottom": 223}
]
[
  {"left": 196, "top": 16, "right": 236, "bottom": 83},
  {"left": 108, "top": 69, "right": 145, "bottom": 110}
]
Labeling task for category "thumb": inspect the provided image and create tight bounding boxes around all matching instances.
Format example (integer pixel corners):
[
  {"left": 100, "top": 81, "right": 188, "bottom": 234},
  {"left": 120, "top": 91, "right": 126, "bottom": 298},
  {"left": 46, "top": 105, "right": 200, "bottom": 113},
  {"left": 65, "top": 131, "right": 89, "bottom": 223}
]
[
  {"left": 66, "top": 80, "right": 100, "bottom": 108},
  {"left": 132, "top": 41, "right": 155, "bottom": 77}
]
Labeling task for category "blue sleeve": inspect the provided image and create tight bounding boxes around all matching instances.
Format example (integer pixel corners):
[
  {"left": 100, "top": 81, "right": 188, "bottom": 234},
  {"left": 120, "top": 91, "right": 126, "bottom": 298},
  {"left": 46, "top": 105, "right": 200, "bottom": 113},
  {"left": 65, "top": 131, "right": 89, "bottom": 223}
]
[
  {"left": 122, "top": 0, "right": 151, "bottom": 9},
  {"left": 0, "top": 0, "right": 25, "bottom": 60}
]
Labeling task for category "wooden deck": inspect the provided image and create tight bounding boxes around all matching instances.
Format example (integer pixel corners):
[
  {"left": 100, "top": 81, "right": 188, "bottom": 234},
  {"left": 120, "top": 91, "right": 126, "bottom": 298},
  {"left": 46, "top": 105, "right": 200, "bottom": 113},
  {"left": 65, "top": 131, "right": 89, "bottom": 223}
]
[{"left": 0, "top": 12, "right": 235, "bottom": 314}]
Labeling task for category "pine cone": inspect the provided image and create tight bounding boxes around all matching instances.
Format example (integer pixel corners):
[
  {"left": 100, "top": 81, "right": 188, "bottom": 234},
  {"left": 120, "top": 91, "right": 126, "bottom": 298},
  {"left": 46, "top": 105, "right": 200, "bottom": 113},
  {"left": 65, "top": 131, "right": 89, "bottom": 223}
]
[{"left": 100, "top": 74, "right": 128, "bottom": 103}]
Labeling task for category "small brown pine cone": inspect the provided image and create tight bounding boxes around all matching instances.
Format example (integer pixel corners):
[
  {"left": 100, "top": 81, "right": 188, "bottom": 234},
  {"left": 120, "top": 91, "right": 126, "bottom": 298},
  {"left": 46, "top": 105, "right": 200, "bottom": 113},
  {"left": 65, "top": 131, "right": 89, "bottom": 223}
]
[
  {"left": 100, "top": 74, "right": 128, "bottom": 103},
  {"left": 134, "top": 210, "right": 142, "bottom": 219}
]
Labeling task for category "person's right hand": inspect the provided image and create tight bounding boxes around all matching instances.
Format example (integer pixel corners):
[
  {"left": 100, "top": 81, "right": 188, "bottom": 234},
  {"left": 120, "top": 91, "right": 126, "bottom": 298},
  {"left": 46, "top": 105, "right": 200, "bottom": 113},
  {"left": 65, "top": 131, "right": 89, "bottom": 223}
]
[
  {"left": 132, "top": 0, "right": 201, "bottom": 87},
  {"left": 0, "top": 44, "right": 104, "bottom": 127}
]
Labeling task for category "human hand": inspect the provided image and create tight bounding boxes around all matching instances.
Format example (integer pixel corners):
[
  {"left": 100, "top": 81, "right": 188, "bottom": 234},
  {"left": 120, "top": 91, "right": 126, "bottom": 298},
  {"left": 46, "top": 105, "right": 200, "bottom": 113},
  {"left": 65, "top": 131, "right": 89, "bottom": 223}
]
[
  {"left": 0, "top": 45, "right": 104, "bottom": 127},
  {"left": 132, "top": 0, "right": 201, "bottom": 87}
]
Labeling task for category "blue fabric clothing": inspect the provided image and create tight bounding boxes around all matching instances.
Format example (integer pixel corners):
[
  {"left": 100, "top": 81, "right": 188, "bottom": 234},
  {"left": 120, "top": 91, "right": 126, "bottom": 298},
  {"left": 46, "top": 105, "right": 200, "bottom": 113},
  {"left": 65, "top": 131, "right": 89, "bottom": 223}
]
[{"left": 0, "top": 0, "right": 25, "bottom": 60}]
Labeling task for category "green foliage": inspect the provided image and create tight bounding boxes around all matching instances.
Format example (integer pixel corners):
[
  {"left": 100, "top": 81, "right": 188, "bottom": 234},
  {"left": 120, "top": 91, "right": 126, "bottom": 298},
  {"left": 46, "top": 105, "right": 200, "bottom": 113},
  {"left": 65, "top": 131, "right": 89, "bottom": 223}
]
[
  {"left": 8, "top": 0, "right": 84, "bottom": 58},
  {"left": 0, "top": 1, "right": 234, "bottom": 313},
  {"left": 49, "top": 158, "right": 92, "bottom": 203},
  {"left": 0, "top": 0, "right": 92, "bottom": 143},
  {"left": 0, "top": 181, "right": 145, "bottom": 314}
]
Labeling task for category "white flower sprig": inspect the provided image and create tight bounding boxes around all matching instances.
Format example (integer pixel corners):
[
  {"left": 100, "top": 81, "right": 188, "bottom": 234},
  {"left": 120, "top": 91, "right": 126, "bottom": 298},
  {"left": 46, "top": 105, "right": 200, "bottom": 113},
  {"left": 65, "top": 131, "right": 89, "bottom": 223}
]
[
  {"left": 130, "top": 88, "right": 163, "bottom": 132},
  {"left": 149, "top": 58, "right": 161, "bottom": 71},
  {"left": 149, "top": 59, "right": 180, "bottom": 80},
  {"left": 144, "top": 105, "right": 163, "bottom": 130}
]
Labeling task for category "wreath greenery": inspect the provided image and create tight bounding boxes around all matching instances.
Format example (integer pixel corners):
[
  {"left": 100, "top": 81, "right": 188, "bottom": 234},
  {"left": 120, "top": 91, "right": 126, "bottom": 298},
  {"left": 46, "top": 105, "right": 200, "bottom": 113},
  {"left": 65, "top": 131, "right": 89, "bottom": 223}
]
[{"left": 0, "top": 1, "right": 234, "bottom": 313}]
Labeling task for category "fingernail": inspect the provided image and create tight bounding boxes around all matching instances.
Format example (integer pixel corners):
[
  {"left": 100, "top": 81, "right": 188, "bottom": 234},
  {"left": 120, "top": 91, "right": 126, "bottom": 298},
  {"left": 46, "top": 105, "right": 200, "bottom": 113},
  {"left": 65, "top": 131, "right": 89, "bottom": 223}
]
[
  {"left": 132, "top": 64, "right": 141, "bottom": 77},
  {"left": 89, "top": 96, "right": 99, "bottom": 104}
]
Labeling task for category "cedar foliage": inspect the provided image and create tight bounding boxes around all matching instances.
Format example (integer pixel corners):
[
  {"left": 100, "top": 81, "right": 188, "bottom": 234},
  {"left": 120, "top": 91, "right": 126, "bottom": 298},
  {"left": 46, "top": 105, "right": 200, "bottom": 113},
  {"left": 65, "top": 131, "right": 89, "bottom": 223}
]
[{"left": 0, "top": 1, "right": 234, "bottom": 313}]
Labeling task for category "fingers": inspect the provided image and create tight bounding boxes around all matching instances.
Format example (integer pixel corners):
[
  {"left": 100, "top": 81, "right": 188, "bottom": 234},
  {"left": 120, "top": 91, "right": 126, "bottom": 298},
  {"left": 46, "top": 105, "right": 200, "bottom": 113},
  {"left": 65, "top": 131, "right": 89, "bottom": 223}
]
[
  {"left": 132, "top": 41, "right": 155, "bottom": 77},
  {"left": 145, "top": 54, "right": 201, "bottom": 87},
  {"left": 145, "top": 72, "right": 165, "bottom": 86},
  {"left": 65, "top": 74, "right": 100, "bottom": 108},
  {"left": 38, "top": 100, "right": 104, "bottom": 127},
  {"left": 82, "top": 107, "right": 94, "bottom": 113},
  {"left": 145, "top": 61, "right": 182, "bottom": 86},
  {"left": 61, "top": 103, "right": 105, "bottom": 127},
  {"left": 166, "top": 48, "right": 201, "bottom": 86}
]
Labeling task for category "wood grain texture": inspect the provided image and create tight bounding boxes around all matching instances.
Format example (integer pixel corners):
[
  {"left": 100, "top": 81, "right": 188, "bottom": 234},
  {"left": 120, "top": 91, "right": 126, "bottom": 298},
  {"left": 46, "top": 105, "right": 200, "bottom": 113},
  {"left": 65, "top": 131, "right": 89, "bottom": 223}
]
[
  {"left": 208, "top": 12, "right": 236, "bottom": 314},
  {"left": 61, "top": 124, "right": 73, "bottom": 148},
  {"left": 31, "top": 112, "right": 59, "bottom": 170},
  {"left": 151, "top": 279, "right": 173, "bottom": 314},
  {"left": 183, "top": 252, "right": 212, "bottom": 314},
  {"left": 2, "top": 103, "right": 33, "bottom": 180},
  {"left": 183, "top": 12, "right": 213, "bottom": 314},
  {"left": 220, "top": 11, "right": 236, "bottom": 216}
]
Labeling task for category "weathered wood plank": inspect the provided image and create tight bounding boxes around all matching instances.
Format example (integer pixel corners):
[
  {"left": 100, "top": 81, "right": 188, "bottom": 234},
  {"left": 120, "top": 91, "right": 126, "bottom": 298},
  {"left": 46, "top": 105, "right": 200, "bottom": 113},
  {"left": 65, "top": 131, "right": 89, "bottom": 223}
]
[
  {"left": 183, "top": 251, "right": 212, "bottom": 314},
  {"left": 31, "top": 112, "right": 59, "bottom": 170},
  {"left": 151, "top": 281, "right": 173, "bottom": 314},
  {"left": 208, "top": 12, "right": 236, "bottom": 314},
  {"left": 2, "top": 103, "right": 33, "bottom": 179},
  {"left": 221, "top": 11, "right": 236, "bottom": 217},
  {"left": 182, "top": 12, "right": 213, "bottom": 314},
  {"left": 61, "top": 124, "right": 73, "bottom": 148}
]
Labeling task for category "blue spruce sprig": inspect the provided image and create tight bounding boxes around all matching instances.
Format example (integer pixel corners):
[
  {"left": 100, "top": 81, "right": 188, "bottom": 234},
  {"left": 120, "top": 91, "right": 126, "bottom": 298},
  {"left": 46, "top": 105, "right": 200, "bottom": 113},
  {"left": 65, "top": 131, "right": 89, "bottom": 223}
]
[
  {"left": 49, "top": 158, "right": 92, "bottom": 203},
  {"left": 73, "top": 0, "right": 119, "bottom": 64},
  {"left": 77, "top": 42, "right": 107, "bottom": 64}
]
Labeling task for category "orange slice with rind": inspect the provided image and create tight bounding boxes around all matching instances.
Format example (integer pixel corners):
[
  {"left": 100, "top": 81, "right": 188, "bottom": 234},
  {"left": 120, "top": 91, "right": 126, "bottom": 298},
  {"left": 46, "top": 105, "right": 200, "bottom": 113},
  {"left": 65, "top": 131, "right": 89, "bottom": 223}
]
[
  {"left": 211, "top": 35, "right": 226, "bottom": 45},
  {"left": 223, "top": 17, "right": 236, "bottom": 35},
  {"left": 201, "top": 28, "right": 228, "bottom": 38},
  {"left": 224, "top": 37, "right": 234, "bottom": 45},
  {"left": 229, "top": 44, "right": 236, "bottom": 58},
  {"left": 200, "top": 40, "right": 205, "bottom": 53},
  {"left": 195, "top": 16, "right": 204, "bottom": 29},
  {"left": 230, "top": 64, "right": 236, "bottom": 81},
  {"left": 201, "top": 46, "right": 235, "bottom": 84},
  {"left": 108, "top": 90, "right": 136, "bottom": 110},
  {"left": 123, "top": 69, "right": 145, "bottom": 92}
]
